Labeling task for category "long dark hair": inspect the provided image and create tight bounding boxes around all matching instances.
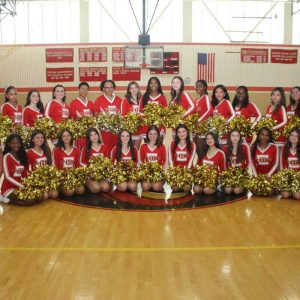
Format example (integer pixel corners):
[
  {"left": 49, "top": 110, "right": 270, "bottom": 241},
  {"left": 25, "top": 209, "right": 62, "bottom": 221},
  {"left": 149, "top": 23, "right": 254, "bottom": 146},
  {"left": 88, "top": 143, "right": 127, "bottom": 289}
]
[
  {"left": 4, "top": 86, "right": 16, "bottom": 103},
  {"left": 232, "top": 86, "right": 249, "bottom": 109},
  {"left": 29, "top": 129, "right": 52, "bottom": 164},
  {"left": 116, "top": 129, "right": 136, "bottom": 162},
  {"left": 290, "top": 86, "right": 300, "bottom": 117},
  {"left": 171, "top": 76, "right": 184, "bottom": 105},
  {"left": 56, "top": 129, "right": 73, "bottom": 150},
  {"left": 251, "top": 127, "right": 274, "bottom": 158},
  {"left": 125, "top": 81, "right": 141, "bottom": 105},
  {"left": 271, "top": 87, "right": 286, "bottom": 113},
  {"left": 225, "top": 129, "right": 244, "bottom": 164},
  {"left": 52, "top": 84, "right": 66, "bottom": 102},
  {"left": 195, "top": 80, "right": 208, "bottom": 95},
  {"left": 283, "top": 128, "right": 300, "bottom": 163},
  {"left": 145, "top": 125, "right": 161, "bottom": 146},
  {"left": 3, "top": 134, "right": 28, "bottom": 166},
  {"left": 172, "top": 124, "right": 192, "bottom": 155},
  {"left": 85, "top": 128, "right": 102, "bottom": 160},
  {"left": 211, "top": 84, "right": 230, "bottom": 108},
  {"left": 25, "top": 89, "right": 45, "bottom": 113},
  {"left": 143, "top": 77, "right": 163, "bottom": 107},
  {"left": 198, "top": 132, "right": 221, "bottom": 161}
]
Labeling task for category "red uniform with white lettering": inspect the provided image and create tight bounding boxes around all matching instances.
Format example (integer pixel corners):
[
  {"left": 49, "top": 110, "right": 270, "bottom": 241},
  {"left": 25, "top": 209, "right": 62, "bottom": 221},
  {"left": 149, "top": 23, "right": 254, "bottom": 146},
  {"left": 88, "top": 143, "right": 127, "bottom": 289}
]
[
  {"left": 1, "top": 153, "right": 28, "bottom": 197},
  {"left": 170, "top": 91, "right": 195, "bottom": 117},
  {"left": 94, "top": 94, "right": 122, "bottom": 154},
  {"left": 0, "top": 102, "right": 22, "bottom": 125},
  {"left": 265, "top": 105, "right": 287, "bottom": 144},
  {"left": 69, "top": 98, "right": 94, "bottom": 120},
  {"left": 251, "top": 143, "right": 278, "bottom": 176},
  {"left": 22, "top": 106, "right": 44, "bottom": 127},
  {"left": 196, "top": 94, "right": 213, "bottom": 123},
  {"left": 139, "top": 144, "right": 167, "bottom": 167},
  {"left": 168, "top": 141, "right": 196, "bottom": 169},
  {"left": 286, "top": 104, "right": 299, "bottom": 118},
  {"left": 223, "top": 143, "right": 250, "bottom": 169},
  {"left": 198, "top": 149, "right": 226, "bottom": 173},
  {"left": 280, "top": 149, "right": 300, "bottom": 171},
  {"left": 111, "top": 146, "right": 139, "bottom": 165},
  {"left": 52, "top": 147, "right": 80, "bottom": 170},
  {"left": 45, "top": 99, "right": 70, "bottom": 122},
  {"left": 213, "top": 100, "right": 235, "bottom": 122},
  {"left": 27, "top": 149, "right": 48, "bottom": 171},
  {"left": 80, "top": 145, "right": 109, "bottom": 166}
]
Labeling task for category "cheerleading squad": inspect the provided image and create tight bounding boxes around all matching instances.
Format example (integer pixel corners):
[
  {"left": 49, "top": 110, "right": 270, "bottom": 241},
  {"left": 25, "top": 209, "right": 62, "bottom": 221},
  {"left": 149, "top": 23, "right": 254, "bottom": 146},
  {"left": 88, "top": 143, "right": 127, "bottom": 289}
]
[{"left": 0, "top": 77, "right": 299, "bottom": 206}]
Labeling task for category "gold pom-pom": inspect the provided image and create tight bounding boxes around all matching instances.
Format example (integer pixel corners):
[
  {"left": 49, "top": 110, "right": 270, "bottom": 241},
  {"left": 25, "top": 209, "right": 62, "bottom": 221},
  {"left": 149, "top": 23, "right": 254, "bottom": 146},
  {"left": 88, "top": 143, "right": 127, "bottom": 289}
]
[
  {"left": 271, "top": 169, "right": 299, "bottom": 192},
  {"left": 139, "top": 162, "right": 166, "bottom": 183},
  {"left": 184, "top": 113, "right": 201, "bottom": 135},
  {"left": 167, "top": 166, "right": 193, "bottom": 189},
  {"left": 248, "top": 174, "right": 273, "bottom": 196},
  {"left": 142, "top": 103, "right": 164, "bottom": 127},
  {"left": 111, "top": 160, "right": 139, "bottom": 185},
  {"left": 162, "top": 105, "right": 185, "bottom": 128},
  {"left": 192, "top": 164, "right": 218, "bottom": 188},
  {"left": 202, "top": 115, "right": 227, "bottom": 137},
  {"left": 254, "top": 117, "right": 280, "bottom": 140},
  {"left": 96, "top": 112, "right": 122, "bottom": 134},
  {"left": 77, "top": 116, "right": 97, "bottom": 137},
  {"left": 220, "top": 167, "right": 251, "bottom": 189},
  {"left": 60, "top": 167, "right": 87, "bottom": 190},
  {"left": 34, "top": 118, "right": 57, "bottom": 140},
  {"left": 122, "top": 112, "right": 143, "bottom": 134},
  {"left": 87, "top": 155, "right": 114, "bottom": 181},
  {"left": 228, "top": 116, "right": 252, "bottom": 137},
  {"left": 283, "top": 116, "right": 300, "bottom": 137},
  {"left": 0, "top": 115, "right": 13, "bottom": 143},
  {"left": 14, "top": 125, "right": 33, "bottom": 149},
  {"left": 291, "top": 171, "right": 300, "bottom": 193},
  {"left": 57, "top": 119, "right": 81, "bottom": 139}
]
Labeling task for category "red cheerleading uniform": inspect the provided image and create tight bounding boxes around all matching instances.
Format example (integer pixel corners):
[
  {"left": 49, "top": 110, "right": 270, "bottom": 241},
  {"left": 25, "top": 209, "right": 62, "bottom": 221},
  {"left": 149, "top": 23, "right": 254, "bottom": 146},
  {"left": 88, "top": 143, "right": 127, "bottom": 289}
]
[
  {"left": 234, "top": 102, "right": 261, "bottom": 125},
  {"left": 168, "top": 141, "right": 196, "bottom": 169},
  {"left": 0, "top": 102, "right": 22, "bottom": 125},
  {"left": 265, "top": 105, "right": 287, "bottom": 144},
  {"left": 280, "top": 149, "right": 300, "bottom": 171},
  {"left": 22, "top": 106, "right": 43, "bottom": 127},
  {"left": 170, "top": 91, "right": 195, "bottom": 117},
  {"left": 223, "top": 143, "right": 251, "bottom": 169},
  {"left": 110, "top": 146, "right": 139, "bottom": 165},
  {"left": 1, "top": 153, "right": 28, "bottom": 197},
  {"left": 196, "top": 94, "right": 213, "bottom": 123},
  {"left": 251, "top": 143, "right": 278, "bottom": 176},
  {"left": 139, "top": 144, "right": 167, "bottom": 167},
  {"left": 213, "top": 99, "right": 235, "bottom": 122},
  {"left": 80, "top": 144, "right": 109, "bottom": 166},
  {"left": 27, "top": 149, "right": 48, "bottom": 171},
  {"left": 45, "top": 99, "right": 70, "bottom": 123},
  {"left": 52, "top": 147, "right": 80, "bottom": 170},
  {"left": 69, "top": 97, "right": 94, "bottom": 119},
  {"left": 286, "top": 104, "right": 298, "bottom": 118},
  {"left": 198, "top": 149, "right": 226, "bottom": 173}
]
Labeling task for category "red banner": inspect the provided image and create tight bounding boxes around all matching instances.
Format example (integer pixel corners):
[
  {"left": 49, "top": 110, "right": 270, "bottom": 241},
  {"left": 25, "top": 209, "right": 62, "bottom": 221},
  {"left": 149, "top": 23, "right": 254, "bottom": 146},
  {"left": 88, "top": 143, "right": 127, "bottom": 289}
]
[
  {"left": 79, "top": 47, "right": 107, "bottom": 62},
  {"left": 46, "top": 48, "right": 74, "bottom": 63},
  {"left": 271, "top": 49, "right": 298, "bottom": 64},
  {"left": 112, "top": 67, "right": 141, "bottom": 81},
  {"left": 150, "top": 52, "right": 179, "bottom": 74},
  {"left": 46, "top": 68, "right": 74, "bottom": 82},
  {"left": 241, "top": 48, "right": 268, "bottom": 63},
  {"left": 79, "top": 67, "right": 107, "bottom": 82},
  {"left": 112, "top": 47, "right": 125, "bottom": 62}
]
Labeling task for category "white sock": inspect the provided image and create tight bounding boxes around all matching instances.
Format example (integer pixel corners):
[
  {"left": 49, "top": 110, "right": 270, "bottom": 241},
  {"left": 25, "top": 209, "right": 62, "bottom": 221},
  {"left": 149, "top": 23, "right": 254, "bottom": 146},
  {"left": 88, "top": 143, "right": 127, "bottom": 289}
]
[
  {"left": 0, "top": 195, "right": 10, "bottom": 204},
  {"left": 0, "top": 205, "right": 3, "bottom": 215}
]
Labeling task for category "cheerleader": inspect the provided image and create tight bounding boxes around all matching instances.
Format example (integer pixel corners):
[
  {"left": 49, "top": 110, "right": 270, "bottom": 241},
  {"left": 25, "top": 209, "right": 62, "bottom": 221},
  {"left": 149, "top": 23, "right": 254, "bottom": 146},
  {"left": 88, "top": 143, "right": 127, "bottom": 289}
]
[
  {"left": 139, "top": 125, "right": 167, "bottom": 192},
  {"left": 45, "top": 85, "right": 70, "bottom": 122},
  {"left": 94, "top": 80, "right": 122, "bottom": 154},
  {"left": 223, "top": 129, "right": 251, "bottom": 195},
  {"left": 0, "top": 134, "right": 37, "bottom": 205},
  {"left": 80, "top": 128, "right": 110, "bottom": 194},
  {"left": 251, "top": 127, "right": 279, "bottom": 177},
  {"left": 111, "top": 129, "right": 139, "bottom": 192},
  {"left": 22, "top": 89, "right": 44, "bottom": 127},
  {"left": 287, "top": 86, "right": 300, "bottom": 117},
  {"left": 0, "top": 86, "right": 22, "bottom": 125},
  {"left": 0, "top": 148, "right": 2, "bottom": 214},
  {"left": 121, "top": 81, "right": 143, "bottom": 149},
  {"left": 265, "top": 87, "right": 288, "bottom": 148},
  {"left": 52, "top": 129, "right": 83, "bottom": 197},
  {"left": 195, "top": 132, "right": 226, "bottom": 195}
]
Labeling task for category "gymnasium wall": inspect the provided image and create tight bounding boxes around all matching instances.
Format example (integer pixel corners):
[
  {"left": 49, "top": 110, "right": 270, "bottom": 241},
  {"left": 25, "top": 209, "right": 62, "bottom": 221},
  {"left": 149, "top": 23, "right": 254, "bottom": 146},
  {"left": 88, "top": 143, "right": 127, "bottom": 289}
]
[{"left": 0, "top": 43, "right": 299, "bottom": 114}]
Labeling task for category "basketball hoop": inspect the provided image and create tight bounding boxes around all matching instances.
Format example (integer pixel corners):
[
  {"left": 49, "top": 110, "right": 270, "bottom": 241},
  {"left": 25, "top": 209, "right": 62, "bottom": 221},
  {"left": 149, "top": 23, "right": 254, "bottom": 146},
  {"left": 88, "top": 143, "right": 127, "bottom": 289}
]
[{"left": 139, "top": 63, "right": 150, "bottom": 70}]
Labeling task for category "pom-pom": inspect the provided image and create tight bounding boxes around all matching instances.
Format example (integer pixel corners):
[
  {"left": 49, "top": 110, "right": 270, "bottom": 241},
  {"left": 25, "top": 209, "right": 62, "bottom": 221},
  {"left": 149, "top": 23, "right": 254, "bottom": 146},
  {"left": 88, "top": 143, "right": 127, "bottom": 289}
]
[
  {"left": 248, "top": 174, "right": 273, "bottom": 196},
  {"left": 14, "top": 125, "right": 33, "bottom": 149},
  {"left": 283, "top": 116, "right": 300, "bottom": 137},
  {"left": 34, "top": 118, "right": 57, "bottom": 140},
  {"left": 271, "top": 169, "right": 299, "bottom": 192},
  {"left": 192, "top": 164, "right": 218, "bottom": 188},
  {"left": 57, "top": 119, "right": 81, "bottom": 139},
  {"left": 220, "top": 167, "right": 251, "bottom": 189},
  {"left": 121, "top": 112, "right": 143, "bottom": 134},
  {"left": 228, "top": 116, "right": 252, "bottom": 137},
  {"left": 87, "top": 155, "right": 114, "bottom": 181},
  {"left": 203, "top": 116, "right": 227, "bottom": 137},
  {"left": 96, "top": 112, "right": 122, "bottom": 134},
  {"left": 142, "top": 103, "right": 164, "bottom": 127},
  {"left": 162, "top": 105, "right": 185, "bottom": 128},
  {"left": 111, "top": 160, "right": 139, "bottom": 185},
  {"left": 77, "top": 116, "right": 97, "bottom": 137},
  {"left": 291, "top": 171, "right": 300, "bottom": 193},
  {"left": 167, "top": 166, "right": 193, "bottom": 190},
  {"left": 254, "top": 117, "right": 280, "bottom": 140},
  {"left": 0, "top": 115, "right": 13, "bottom": 143},
  {"left": 60, "top": 167, "right": 88, "bottom": 190},
  {"left": 139, "top": 162, "right": 166, "bottom": 183},
  {"left": 184, "top": 113, "right": 201, "bottom": 135}
]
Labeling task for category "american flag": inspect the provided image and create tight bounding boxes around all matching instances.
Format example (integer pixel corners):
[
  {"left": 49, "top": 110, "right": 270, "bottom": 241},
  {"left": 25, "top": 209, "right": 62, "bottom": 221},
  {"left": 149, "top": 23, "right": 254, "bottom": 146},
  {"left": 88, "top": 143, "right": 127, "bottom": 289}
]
[{"left": 197, "top": 53, "right": 215, "bottom": 83}]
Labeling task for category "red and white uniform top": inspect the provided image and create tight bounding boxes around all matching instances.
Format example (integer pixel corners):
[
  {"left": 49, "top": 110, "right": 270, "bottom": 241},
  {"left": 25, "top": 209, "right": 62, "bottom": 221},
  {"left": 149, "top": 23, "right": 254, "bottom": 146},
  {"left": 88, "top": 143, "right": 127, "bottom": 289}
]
[
  {"left": 223, "top": 143, "right": 251, "bottom": 169},
  {"left": 195, "top": 94, "right": 213, "bottom": 123},
  {"left": 170, "top": 91, "right": 196, "bottom": 117},
  {"left": 0, "top": 102, "right": 22, "bottom": 125},
  {"left": 234, "top": 102, "right": 261, "bottom": 127},
  {"left": 140, "top": 94, "right": 168, "bottom": 110},
  {"left": 280, "top": 149, "right": 300, "bottom": 171},
  {"left": 94, "top": 94, "right": 122, "bottom": 115},
  {"left": 286, "top": 104, "right": 298, "bottom": 118},
  {"left": 198, "top": 149, "right": 226, "bottom": 173},
  {"left": 121, "top": 98, "right": 142, "bottom": 115},
  {"left": 80, "top": 144, "right": 109, "bottom": 166},
  {"left": 27, "top": 148, "right": 48, "bottom": 171},
  {"left": 139, "top": 144, "right": 167, "bottom": 167},
  {"left": 213, "top": 99, "right": 235, "bottom": 122},
  {"left": 1, "top": 153, "right": 28, "bottom": 197},
  {"left": 111, "top": 146, "right": 139, "bottom": 165},
  {"left": 52, "top": 147, "right": 80, "bottom": 170},
  {"left": 251, "top": 143, "right": 278, "bottom": 176},
  {"left": 168, "top": 141, "right": 196, "bottom": 169},
  {"left": 22, "top": 106, "right": 43, "bottom": 127},
  {"left": 45, "top": 99, "right": 70, "bottom": 123},
  {"left": 69, "top": 97, "right": 94, "bottom": 120}
]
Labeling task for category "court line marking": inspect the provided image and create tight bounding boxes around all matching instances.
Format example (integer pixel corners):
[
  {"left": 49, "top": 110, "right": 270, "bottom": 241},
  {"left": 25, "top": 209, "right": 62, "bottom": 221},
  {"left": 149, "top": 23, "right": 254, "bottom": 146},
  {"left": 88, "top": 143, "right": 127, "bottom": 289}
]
[{"left": 1, "top": 245, "right": 300, "bottom": 252}]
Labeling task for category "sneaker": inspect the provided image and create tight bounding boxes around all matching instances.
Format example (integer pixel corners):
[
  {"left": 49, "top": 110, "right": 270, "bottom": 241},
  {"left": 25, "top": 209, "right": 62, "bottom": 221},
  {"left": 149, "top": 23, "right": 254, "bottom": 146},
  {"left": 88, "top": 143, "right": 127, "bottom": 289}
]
[{"left": 0, "top": 195, "right": 10, "bottom": 204}]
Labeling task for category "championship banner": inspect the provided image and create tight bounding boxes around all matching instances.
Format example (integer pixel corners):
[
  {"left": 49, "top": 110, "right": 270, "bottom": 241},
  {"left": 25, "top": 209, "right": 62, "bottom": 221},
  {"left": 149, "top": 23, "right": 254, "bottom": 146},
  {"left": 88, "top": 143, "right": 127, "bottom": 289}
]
[
  {"left": 150, "top": 52, "right": 179, "bottom": 74},
  {"left": 112, "top": 67, "right": 141, "bottom": 81},
  {"left": 112, "top": 47, "right": 125, "bottom": 62},
  {"left": 79, "top": 47, "right": 107, "bottom": 62},
  {"left": 271, "top": 49, "right": 298, "bottom": 64},
  {"left": 46, "top": 68, "right": 74, "bottom": 82},
  {"left": 79, "top": 67, "right": 107, "bottom": 82},
  {"left": 46, "top": 48, "right": 74, "bottom": 63},
  {"left": 241, "top": 48, "right": 268, "bottom": 63}
]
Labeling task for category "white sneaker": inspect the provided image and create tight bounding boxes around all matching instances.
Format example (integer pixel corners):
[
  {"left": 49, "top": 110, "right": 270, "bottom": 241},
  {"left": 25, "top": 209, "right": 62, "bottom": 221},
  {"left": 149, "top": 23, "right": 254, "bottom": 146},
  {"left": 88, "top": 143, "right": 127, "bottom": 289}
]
[{"left": 0, "top": 195, "right": 10, "bottom": 204}]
